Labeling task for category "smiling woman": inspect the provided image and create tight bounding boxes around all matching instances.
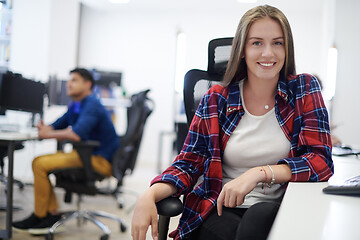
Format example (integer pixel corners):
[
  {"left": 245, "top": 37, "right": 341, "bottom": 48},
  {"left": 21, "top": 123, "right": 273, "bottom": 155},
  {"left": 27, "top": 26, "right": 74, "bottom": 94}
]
[
  {"left": 131, "top": 4, "right": 333, "bottom": 240},
  {"left": 242, "top": 17, "right": 285, "bottom": 116}
]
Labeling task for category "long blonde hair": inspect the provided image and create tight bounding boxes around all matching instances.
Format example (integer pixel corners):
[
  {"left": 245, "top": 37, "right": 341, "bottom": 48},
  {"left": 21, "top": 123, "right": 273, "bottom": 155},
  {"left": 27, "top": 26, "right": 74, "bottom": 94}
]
[{"left": 222, "top": 5, "right": 296, "bottom": 86}]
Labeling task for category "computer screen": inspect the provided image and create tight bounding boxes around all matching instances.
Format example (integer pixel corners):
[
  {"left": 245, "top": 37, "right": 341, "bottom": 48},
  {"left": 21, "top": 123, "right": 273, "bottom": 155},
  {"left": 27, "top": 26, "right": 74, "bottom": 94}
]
[
  {"left": 46, "top": 76, "right": 71, "bottom": 106},
  {"left": 0, "top": 72, "right": 45, "bottom": 114},
  {"left": 46, "top": 69, "right": 121, "bottom": 106},
  {"left": 91, "top": 69, "right": 122, "bottom": 87}
]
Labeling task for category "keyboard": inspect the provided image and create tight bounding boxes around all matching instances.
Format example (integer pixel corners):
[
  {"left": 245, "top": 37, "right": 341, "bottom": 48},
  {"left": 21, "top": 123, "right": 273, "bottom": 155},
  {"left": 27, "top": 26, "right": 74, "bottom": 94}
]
[
  {"left": 332, "top": 145, "right": 360, "bottom": 156},
  {"left": 323, "top": 174, "right": 360, "bottom": 196},
  {"left": 0, "top": 123, "right": 20, "bottom": 132}
]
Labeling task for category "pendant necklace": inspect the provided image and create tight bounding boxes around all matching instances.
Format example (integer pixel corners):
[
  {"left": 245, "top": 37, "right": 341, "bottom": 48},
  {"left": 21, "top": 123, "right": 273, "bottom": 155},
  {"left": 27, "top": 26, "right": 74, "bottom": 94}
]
[{"left": 265, "top": 105, "right": 269, "bottom": 110}]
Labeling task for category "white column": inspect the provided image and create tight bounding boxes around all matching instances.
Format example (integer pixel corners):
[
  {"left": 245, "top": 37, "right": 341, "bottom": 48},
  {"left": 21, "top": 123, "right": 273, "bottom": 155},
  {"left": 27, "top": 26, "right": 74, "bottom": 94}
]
[{"left": 9, "top": 0, "right": 80, "bottom": 81}]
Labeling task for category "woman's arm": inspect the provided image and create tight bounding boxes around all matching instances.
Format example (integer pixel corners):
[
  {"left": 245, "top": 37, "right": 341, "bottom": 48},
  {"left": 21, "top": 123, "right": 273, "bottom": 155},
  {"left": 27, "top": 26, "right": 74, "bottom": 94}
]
[
  {"left": 278, "top": 75, "right": 333, "bottom": 182},
  {"left": 217, "top": 164, "right": 291, "bottom": 215},
  {"left": 131, "top": 182, "right": 177, "bottom": 240}
]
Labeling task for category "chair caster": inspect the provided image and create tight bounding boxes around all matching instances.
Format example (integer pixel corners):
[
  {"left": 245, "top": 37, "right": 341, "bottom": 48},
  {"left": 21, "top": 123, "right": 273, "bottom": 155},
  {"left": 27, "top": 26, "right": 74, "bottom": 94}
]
[
  {"left": 120, "top": 223, "right": 127, "bottom": 232},
  {"left": 45, "top": 233, "right": 54, "bottom": 240},
  {"left": 16, "top": 181, "right": 25, "bottom": 190},
  {"left": 100, "top": 234, "right": 109, "bottom": 240}
]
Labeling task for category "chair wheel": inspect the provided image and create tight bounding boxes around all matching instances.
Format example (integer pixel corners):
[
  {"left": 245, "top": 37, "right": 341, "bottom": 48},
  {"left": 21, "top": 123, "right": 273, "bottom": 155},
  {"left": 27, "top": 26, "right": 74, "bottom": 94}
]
[
  {"left": 45, "top": 233, "right": 54, "bottom": 240},
  {"left": 100, "top": 234, "right": 109, "bottom": 240},
  {"left": 120, "top": 223, "right": 127, "bottom": 232},
  {"left": 118, "top": 202, "right": 124, "bottom": 209},
  {"left": 18, "top": 182, "right": 24, "bottom": 190}
]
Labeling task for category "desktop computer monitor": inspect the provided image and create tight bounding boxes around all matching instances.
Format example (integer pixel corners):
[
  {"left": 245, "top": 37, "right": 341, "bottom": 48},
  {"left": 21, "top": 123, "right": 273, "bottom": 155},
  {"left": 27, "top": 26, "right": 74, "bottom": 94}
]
[
  {"left": 0, "top": 72, "right": 45, "bottom": 114},
  {"left": 91, "top": 69, "right": 122, "bottom": 87},
  {"left": 46, "top": 69, "right": 122, "bottom": 106},
  {"left": 46, "top": 76, "right": 71, "bottom": 106}
]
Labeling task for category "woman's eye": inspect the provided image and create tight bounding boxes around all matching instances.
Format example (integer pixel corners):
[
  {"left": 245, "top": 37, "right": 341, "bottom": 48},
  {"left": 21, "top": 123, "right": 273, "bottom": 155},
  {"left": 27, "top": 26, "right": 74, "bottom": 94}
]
[
  {"left": 274, "top": 41, "right": 283, "bottom": 46},
  {"left": 252, "top": 41, "right": 261, "bottom": 46}
]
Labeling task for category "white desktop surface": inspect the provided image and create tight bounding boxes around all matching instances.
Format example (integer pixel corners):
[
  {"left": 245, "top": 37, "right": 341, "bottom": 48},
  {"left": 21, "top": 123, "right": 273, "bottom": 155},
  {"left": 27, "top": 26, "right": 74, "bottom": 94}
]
[
  {"left": 268, "top": 155, "right": 360, "bottom": 240},
  {"left": 0, "top": 129, "right": 39, "bottom": 239},
  {"left": 0, "top": 130, "right": 38, "bottom": 140}
]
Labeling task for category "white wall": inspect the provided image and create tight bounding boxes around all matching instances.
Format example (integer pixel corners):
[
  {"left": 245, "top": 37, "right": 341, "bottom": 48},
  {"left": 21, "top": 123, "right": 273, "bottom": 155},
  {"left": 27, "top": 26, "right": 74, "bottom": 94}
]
[
  {"left": 77, "top": 7, "right": 240, "bottom": 167},
  {"left": 10, "top": 0, "right": 80, "bottom": 80},
  {"left": 9, "top": 0, "right": 51, "bottom": 80},
  {"left": 332, "top": 0, "right": 360, "bottom": 146},
  {"left": 47, "top": 0, "right": 81, "bottom": 78},
  {"left": 77, "top": 1, "right": 325, "bottom": 166}
]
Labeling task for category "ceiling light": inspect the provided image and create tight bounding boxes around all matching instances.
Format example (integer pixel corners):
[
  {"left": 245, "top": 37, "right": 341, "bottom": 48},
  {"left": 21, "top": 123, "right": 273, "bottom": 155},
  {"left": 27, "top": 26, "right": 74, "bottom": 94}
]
[
  {"left": 237, "top": 0, "right": 258, "bottom": 3},
  {"left": 324, "top": 46, "right": 338, "bottom": 100},
  {"left": 109, "top": 0, "right": 130, "bottom": 4}
]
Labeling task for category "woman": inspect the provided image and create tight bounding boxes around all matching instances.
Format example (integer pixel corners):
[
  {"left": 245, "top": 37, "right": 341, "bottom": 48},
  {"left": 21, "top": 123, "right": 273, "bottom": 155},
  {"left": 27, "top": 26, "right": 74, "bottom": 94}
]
[{"left": 132, "top": 5, "right": 333, "bottom": 240}]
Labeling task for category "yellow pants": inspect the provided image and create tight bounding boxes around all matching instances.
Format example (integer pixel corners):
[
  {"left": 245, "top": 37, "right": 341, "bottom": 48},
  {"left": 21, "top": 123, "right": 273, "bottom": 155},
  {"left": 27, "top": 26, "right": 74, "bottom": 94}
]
[{"left": 32, "top": 150, "right": 112, "bottom": 218}]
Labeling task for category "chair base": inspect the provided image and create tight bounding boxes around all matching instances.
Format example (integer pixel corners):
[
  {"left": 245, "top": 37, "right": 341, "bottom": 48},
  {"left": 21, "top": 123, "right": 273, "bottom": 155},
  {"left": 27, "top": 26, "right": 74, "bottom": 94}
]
[
  {"left": 0, "top": 174, "right": 25, "bottom": 190},
  {"left": 97, "top": 185, "right": 139, "bottom": 212},
  {"left": 45, "top": 210, "right": 127, "bottom": 240},
  {"left": 114, "top": 188, "right": 138, "bottom": 212},
  {"left": 0, "top": 174, "right": 25, "bottom": 212}
]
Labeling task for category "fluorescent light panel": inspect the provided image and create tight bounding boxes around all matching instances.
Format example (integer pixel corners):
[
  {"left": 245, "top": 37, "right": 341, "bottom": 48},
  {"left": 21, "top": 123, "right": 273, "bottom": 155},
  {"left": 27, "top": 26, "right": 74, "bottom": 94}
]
[
  {"left": 109, "top": 0, "right": 130, "bottom": 4},
  {"left": 237, "top": 0, "right": 258, "bottom": 3},
  {"left": 324, "top": 46, "right": 338, "bottom": 100},
  {"left": 175, "top": 32, "right": 187, "bottom": 93}
]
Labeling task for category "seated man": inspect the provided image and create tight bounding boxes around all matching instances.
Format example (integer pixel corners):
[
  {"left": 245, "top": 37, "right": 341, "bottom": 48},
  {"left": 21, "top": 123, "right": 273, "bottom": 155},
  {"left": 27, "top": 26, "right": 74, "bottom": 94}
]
[{"left": 13, "top": 68, "right": 119, "bottom": 234}]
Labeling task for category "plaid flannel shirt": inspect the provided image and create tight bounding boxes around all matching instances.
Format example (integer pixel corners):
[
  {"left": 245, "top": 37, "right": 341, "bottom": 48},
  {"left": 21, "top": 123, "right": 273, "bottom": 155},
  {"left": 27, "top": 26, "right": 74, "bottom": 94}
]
[{"left": 152, "top": 73, "right": 334, "bottom": 239}]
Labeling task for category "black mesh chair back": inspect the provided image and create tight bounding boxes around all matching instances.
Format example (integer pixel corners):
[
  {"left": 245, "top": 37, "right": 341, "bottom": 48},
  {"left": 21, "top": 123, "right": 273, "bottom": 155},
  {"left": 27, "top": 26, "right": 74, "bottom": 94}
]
[
  {"left": 112, "top": 89, "right": 153, "bottom": 186},
  {"left": 156, "top": 37, "right": 233, "bottom": 240},
  {"left": 183, "top": 37, "right": 233, "bottom": 126}
]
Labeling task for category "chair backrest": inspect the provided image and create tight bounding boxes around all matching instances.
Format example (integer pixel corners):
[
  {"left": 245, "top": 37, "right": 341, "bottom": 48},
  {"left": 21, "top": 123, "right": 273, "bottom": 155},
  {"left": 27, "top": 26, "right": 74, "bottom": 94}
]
[
  {"left": 183, "top": 37, "right": 233, "bottom": 125},
  {"left": 156, "top": 38, "right": 234, "bottom": 240},
  {"left": 112, "top": 89, "right": 153, "bottom": 185}
]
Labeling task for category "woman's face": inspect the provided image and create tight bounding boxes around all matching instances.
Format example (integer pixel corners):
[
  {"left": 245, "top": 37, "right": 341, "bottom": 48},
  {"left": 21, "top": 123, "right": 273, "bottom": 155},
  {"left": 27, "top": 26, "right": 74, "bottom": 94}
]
[{"left": 244, "top": 16, "right": 285, "bottom": 82}]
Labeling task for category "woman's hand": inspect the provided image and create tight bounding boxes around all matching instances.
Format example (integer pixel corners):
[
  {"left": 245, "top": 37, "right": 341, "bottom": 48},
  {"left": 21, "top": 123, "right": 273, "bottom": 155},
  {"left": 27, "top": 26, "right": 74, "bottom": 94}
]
[
  {"left": 217, "top": 167, "right": 264, "bottom": 216},
  {"left": 131, "top": 183, "right": 177, "bottom": 240},
  {"left": 131, "top": 190, "right": 159, "bottom": 240}
]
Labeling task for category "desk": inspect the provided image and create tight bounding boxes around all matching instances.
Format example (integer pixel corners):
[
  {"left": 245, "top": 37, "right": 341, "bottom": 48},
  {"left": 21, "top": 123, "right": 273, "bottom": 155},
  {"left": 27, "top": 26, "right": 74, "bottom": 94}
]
[
  {"left": 0, "top": 131, "right": 38, "bottom": 239},
  {"left": 268, "top": 155, "right": 360, "bottom": 240}
]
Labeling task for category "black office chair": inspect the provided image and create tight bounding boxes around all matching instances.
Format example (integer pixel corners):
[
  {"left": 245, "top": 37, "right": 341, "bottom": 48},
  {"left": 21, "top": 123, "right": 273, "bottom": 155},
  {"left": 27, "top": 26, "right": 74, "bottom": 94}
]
[
  {"left": 111, "top": 90, "right": 154, "bottom": 209},
  {"left": 0, "top": 143, "right": 25, "bottom": 190},
  {"left": 46, "top": 89, "right": 153, "bottom": 240},
  {"left": 156, "top": 37, "right": 233, "bottom": 240}
]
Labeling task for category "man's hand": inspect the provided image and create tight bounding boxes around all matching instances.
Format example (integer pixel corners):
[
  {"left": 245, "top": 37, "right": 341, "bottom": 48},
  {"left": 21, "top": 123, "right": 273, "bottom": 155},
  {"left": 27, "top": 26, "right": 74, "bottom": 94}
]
[
  {"left": 36, "top": 120, "right": 54, "bottom": 139},
  {"left": 36, "top": 119, "right": 80, "bottom": 141}
]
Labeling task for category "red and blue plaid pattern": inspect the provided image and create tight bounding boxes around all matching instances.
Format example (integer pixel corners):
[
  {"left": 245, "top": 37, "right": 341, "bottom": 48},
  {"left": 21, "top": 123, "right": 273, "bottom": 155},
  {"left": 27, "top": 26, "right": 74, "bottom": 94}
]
[{"left": 152, "top": 73, "right": 333, "bottom": 239}]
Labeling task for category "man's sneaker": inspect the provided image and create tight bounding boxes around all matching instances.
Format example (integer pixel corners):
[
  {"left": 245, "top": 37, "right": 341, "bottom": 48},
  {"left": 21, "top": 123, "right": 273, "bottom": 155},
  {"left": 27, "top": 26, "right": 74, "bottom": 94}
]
[
  {"left": 28, "top": 213, "right": 64, "bottom": 235},
  {"left": 12, "top": 213, "right": 47, "bottom": 232}
]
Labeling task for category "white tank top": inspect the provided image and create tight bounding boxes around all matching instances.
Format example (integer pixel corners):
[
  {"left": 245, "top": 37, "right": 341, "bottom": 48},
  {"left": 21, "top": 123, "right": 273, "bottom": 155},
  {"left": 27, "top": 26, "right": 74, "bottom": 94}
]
[{"left": 222, "top": 80, "right": 291, "bottom": 207}]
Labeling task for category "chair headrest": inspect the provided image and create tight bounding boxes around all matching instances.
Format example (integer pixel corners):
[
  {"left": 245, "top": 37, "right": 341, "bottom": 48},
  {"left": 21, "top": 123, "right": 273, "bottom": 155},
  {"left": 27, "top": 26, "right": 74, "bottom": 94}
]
[
  {"left": 207, "top": 37, "right": 233, "bottom": 77},
  {"left": 131, "top": 89, "right": 150, "bottom": 104}
]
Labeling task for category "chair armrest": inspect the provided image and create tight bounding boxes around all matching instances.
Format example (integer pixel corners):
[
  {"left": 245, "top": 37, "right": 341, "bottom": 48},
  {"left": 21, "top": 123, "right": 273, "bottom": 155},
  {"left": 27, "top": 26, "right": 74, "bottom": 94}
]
[
  {"left": 156, "top": 197, "right": 183, "bottom": 240},
  {"left": 71, "top": 140, "right": 101, "bottom": 148},
  {"left": 62, "top": 140, "right": 100, "bottom": 181},
  {"left": 156, "top": 197, "right": 183, "bottom": 217}
]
